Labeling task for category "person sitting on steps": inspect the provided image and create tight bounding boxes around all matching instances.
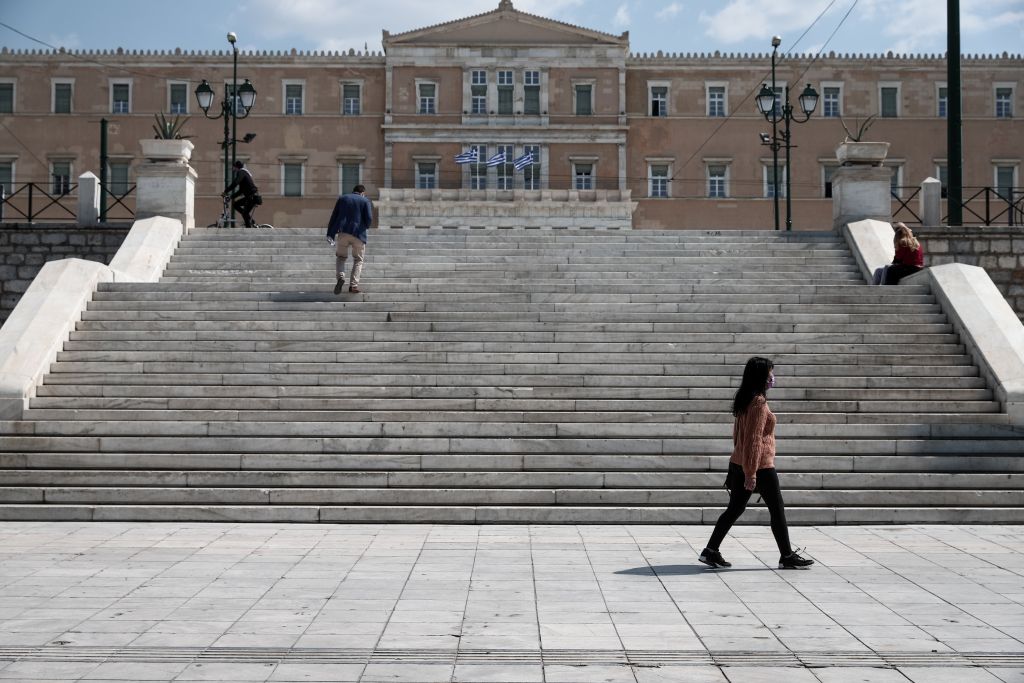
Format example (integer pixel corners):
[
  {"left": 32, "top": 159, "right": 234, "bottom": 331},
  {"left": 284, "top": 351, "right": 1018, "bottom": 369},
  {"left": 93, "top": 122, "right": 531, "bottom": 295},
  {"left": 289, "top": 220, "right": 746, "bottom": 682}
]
[{"left": 873, "top": 222, "right": 924, "bottom": 285}]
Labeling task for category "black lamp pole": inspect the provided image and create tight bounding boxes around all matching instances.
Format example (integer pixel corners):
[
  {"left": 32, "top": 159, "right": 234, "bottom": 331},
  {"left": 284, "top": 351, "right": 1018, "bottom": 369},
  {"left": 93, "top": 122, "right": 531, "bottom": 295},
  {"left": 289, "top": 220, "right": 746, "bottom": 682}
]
[
  {"left": 757, "top": 37, "right": 818, "bottom": 232},
  {"left": 194, "top": 32, "right": 257, "bottom": 227}
]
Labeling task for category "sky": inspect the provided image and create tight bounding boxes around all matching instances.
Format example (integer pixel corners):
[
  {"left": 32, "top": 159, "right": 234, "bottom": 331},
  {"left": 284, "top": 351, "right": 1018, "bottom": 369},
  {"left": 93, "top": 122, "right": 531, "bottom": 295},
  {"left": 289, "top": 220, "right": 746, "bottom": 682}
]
[{"left": 2, "top": 0, "right": 1023, "bottom": 57}]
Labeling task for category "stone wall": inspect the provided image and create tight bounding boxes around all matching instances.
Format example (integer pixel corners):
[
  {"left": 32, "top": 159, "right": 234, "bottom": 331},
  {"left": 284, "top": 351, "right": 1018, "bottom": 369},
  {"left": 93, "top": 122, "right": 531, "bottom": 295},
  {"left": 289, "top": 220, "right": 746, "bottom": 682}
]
[
  {"left": 914, "top": 227, "right": 1024, "bottom": 320},
  {"left": 0, "top": 224, "right": 130, "bottom": 325}
]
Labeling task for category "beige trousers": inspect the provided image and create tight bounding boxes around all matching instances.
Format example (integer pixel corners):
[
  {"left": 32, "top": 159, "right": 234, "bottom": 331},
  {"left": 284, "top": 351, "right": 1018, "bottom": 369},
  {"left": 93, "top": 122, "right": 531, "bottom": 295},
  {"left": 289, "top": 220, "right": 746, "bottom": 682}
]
[{"left": 335, "top": 233, "right": 366, "bottom": 285}]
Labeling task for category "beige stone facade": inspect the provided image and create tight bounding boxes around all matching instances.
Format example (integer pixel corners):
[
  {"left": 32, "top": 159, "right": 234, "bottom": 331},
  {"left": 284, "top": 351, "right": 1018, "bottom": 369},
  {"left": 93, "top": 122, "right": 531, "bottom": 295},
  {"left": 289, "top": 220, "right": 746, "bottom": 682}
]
[{"left": 0, "top": 1, "right": 1021, "bottom": 230}]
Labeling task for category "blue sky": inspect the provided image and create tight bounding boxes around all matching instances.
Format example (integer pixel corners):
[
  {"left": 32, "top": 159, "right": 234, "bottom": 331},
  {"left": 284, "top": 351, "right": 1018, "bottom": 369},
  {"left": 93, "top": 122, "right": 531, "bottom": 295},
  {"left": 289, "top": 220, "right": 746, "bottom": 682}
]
[{"left": 2, "top": 0, "right": 1023, "bottom": 57}]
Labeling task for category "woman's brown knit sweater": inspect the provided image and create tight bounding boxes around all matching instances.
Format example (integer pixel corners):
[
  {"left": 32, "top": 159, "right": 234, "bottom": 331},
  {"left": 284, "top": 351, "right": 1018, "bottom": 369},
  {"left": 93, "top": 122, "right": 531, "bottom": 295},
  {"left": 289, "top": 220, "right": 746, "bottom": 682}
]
[{"left": 731, "top": 395, "right": 777, "bottom": 477}]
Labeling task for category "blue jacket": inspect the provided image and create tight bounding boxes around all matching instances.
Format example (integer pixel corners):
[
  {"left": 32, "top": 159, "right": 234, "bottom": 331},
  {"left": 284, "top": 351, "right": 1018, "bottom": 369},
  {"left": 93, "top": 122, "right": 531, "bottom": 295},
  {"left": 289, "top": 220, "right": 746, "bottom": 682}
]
[{"left": 327, "top": 193, "right": 373, "bottom": 243}]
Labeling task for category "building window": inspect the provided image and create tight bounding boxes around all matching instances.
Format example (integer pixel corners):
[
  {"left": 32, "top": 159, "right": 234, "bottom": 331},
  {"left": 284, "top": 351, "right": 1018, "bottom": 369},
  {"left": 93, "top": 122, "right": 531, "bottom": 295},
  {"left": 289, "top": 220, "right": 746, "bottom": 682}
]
[
  {"left": 470, "top": 70, "right": 487, "bottom": 114},
  {"left": 524, "top": 71, "right": 540, "bottom": 115},
  {"left": 707, "top": 85, "right": 726, "bottom": 117},
  {"left": 169, "top": 82, "right": 188, "bottom": 114},
  {"left": 937, "top": 164, "right": 948, "bottom": 199},
  {"left": 497, "top": 70, "right": 513, "bottom": 115},
  {"left": 573, "top": 163, "right": 593, "bottom": 190},
  {"left": 822, "top": 86, "right": 841, "bottom": 118},
  {"left": 283, "top": 163, "right": 303, "bottom": 196},
  {"left": 996, "top": 87, "right": 1014, "bottom": 118},
  {"left": 0, "top": 81, "right": 15, "bottom": 114},
  {"left": 648, "top": 164, "right": 669, "bottom": 197},
  {"left": 417, "top": 162, "right": 436, "bottom": 189},
  {"left": 0, "top": 160, "right": 14, "bottom": 193},
  {"left": 707, "top": 165, "right": 727, "bottom": 198},
  {"left": 51, "top": 160, "right": 72, "bottom": 195},
  {"left": 342, "top": 83, "right": 361, "bottom": 115},
  {"left": 418, "top": 82, "right": 436, "bottom": 114},
  {"left": 111, "top": 82, "right": 130, "bottom": 114},
  {"left": 340, "top": 163, "right": 361, "bottom": 194},
  {"left": 880, "top": 84, "right": 900, "bottom": 118},
  {"left": 937, "top": 85, "right": 948, "bottom": 118},
  {"left": 53, "top": 81, "right": 72, "bottom": 113},
  {"left": 496, "top": 144, "right": 514, "bottom": 189},
  {"left": 764, "top": 165, "right": 786, "bottom": 198},
  {"left": 284, "top": 83, "right": 303, "bottom": 115},
  {"left": 109, "top": 161, "right": 131, "bottom": 196},
  {"left": 823, "top": 165, "right": 837, "bottom": 198},
  {"left": 995, "top": 165, "right": 1017, "bottom": 200},
  {"left": 574, "top": 84, "right": 593, "bottom": 116},
  {"left": 522, "top": 145, "right": 541, "bottom": 190},
  {"left": 469, "top": 145, "right": 487, "bottom": 190},
  {"left": 650, "top": 84, "right": 668, "bottom": 117},
  {"left": 888, "top": 164, "right": 902, "bottom": 198}
]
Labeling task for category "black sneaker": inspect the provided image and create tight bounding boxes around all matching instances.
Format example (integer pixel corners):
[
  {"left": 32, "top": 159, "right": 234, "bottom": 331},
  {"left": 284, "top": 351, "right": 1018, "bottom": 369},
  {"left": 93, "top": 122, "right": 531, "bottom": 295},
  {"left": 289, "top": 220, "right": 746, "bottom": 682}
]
[
  {"left": 779, "top": 548, "right": 814, "bottom": 569},
  {"left": 333, "top": 276, "right": 345, "bottom": 295},
  {"left": 698, "top": 548, "right": 731, "bottom": 569}
]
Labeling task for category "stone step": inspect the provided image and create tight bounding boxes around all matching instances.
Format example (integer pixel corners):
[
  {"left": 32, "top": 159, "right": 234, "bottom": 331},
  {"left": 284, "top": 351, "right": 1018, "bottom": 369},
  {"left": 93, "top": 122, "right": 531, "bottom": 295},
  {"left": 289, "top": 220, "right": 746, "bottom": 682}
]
[
  {"left": 2, "top": 469, "right": 1021, "bottom": 489},
  {"left": 34, "top": 378, "right": 993, "bottom": 398},
  {"left": 4, "top": 452, "right": 1022, "bottom": 472},
  {"left": 65, "top": 326, "right": 960, "bottom": 342},
  {"left": 0, "top": 504, "right": 1021, "bottom": 524},
  {"left": 40, "top": 365, "right": 983, "bottom": 384},
  {"left": 3, "top": 418, "right": 1019, "bottom": 440},
  {"left": 3, "top": 486, "right": 1022, "bottom": 507},
  {"left": 73, "top": 312, "right": 953, "bottom": 327},
  {"left": 20, "top": 402, "right": 1005, "bottom": 423}
]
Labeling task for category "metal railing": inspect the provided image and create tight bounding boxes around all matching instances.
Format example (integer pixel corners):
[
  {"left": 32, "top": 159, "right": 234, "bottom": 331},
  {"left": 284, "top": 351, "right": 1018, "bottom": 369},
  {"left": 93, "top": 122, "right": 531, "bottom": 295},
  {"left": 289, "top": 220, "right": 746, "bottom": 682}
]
[
  {"left": 1, "top": 182, "right": 136, "bottom": 223},
  {"left": 891, "top": 186, "right": 923, "bottom": 225},
  {"left": 947, "top": 186, "right": 1022, "bottom": 227},
  {"left": 892, "top": 185, "right": 1023, "bottom": 227}
]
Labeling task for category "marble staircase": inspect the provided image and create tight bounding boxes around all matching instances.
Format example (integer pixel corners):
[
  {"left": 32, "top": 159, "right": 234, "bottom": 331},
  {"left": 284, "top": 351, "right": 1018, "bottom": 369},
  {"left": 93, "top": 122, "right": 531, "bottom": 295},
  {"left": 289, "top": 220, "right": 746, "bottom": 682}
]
[{"left": 1, "top": 228, "right": 1021, "bottom": 522}]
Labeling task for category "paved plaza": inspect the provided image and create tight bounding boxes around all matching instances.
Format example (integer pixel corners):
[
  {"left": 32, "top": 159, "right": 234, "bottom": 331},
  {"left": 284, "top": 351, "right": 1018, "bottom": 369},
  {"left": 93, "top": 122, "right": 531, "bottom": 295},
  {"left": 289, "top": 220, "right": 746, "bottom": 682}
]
[{"left": 0, "top": 523, "right": 1022, "bottom": 682}]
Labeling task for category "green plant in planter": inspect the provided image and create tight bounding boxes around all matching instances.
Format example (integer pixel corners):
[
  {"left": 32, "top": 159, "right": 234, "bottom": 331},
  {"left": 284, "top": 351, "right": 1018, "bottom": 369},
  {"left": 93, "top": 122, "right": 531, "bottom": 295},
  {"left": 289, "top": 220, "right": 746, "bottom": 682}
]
[
  {"left": 839, "top": 114, "right": 876, "bottom": 142},
  {"left": 152, "top": 112, "right": 192, "bottom": 139}
]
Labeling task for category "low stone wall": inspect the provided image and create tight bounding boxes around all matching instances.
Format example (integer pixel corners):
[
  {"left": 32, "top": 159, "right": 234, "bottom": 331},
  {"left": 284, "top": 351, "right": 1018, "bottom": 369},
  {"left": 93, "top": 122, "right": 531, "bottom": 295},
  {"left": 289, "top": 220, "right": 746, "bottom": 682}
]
[
  {"left": 0, "top": 224, "right": 131, "bottom": 325},
  {"left": 914, "top": 227, "right": 1024, "bottom": 321}
]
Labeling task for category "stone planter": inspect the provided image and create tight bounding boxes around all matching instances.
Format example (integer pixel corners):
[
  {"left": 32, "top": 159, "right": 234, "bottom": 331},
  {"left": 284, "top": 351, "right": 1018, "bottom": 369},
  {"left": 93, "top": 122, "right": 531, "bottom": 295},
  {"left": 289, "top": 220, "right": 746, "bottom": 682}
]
[
  {"left": 836, "top": 141, "right": 889, "bottom": 167},
  {"left": 140, "top": 139, "right": 194, "bottom": 163}
]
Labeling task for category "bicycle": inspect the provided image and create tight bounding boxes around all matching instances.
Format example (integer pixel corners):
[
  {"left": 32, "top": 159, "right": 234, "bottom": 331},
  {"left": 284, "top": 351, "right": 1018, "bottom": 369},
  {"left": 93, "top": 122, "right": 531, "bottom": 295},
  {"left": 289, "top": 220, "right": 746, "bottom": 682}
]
[{"left": 210, "top": 194, "right": 274, "bottom": 229}]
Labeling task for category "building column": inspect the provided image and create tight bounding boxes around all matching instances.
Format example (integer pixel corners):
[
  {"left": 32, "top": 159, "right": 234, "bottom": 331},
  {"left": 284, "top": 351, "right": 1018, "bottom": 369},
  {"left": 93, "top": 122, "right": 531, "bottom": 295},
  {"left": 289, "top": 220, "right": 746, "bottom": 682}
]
[{"left": 618, "top": 143, "right": 627, "bottom": 193}]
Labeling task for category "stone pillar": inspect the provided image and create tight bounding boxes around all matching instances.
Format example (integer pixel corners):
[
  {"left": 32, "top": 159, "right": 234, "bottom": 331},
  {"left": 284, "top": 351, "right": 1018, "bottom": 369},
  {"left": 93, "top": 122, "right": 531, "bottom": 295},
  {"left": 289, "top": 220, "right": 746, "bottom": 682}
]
[
  {"left": 832, "top": 165, "right": 893, "bottom": 230},
  {"left": 134, "top": 139, "right": 197, "bottom": 233},
  {"left": 920, "top": 176, "right": 942, "bottom": 227},
  {"left": 77, "top": 172, "right": 101, "bottom": 226}
]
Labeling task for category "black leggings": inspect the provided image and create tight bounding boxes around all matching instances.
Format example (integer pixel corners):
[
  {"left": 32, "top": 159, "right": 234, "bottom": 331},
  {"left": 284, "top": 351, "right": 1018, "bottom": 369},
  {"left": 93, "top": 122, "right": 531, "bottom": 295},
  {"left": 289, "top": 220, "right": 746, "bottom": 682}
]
[{"left": 707, "top": 463, "right": 793, "bottom": 556}]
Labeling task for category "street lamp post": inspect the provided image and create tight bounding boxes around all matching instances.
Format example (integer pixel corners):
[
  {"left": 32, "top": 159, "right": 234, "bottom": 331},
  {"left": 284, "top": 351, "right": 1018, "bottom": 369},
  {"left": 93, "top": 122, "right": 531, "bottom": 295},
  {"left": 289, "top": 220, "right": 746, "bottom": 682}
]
[
  {"left": 756, "top": 36, "right": 818, "bottom": 231},
  {"left": 194, "top": 32, "right": 257, "bottom": 226}
]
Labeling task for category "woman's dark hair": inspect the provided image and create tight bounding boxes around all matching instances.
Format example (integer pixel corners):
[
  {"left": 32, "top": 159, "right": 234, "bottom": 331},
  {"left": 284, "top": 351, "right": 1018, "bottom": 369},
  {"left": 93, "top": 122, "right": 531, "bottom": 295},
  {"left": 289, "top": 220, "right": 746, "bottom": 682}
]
[{"left": 732, "top": 356, "right": 774, "bottom": 417}]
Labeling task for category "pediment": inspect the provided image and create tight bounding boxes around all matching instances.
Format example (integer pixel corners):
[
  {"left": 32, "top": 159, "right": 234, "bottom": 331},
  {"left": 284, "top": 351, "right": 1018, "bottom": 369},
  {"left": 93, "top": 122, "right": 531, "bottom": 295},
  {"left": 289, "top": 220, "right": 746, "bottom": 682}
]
[{"left": 384, "top": 2, "right": 628, "bottom": 48}]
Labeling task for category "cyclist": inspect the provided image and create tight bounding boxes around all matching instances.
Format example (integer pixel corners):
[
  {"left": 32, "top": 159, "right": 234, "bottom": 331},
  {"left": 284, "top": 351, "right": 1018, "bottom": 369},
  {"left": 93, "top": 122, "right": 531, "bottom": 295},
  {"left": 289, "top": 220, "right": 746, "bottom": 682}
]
[{"left": 223, "top": 160, "right": 259, "bottom": 228}]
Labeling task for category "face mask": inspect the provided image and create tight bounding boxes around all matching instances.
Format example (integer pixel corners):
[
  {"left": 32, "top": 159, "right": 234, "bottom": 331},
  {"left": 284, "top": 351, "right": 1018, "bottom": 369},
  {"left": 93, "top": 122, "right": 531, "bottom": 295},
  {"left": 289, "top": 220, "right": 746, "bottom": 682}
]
[{"left": 767, "top": 374, "right": 776, "bottom": 390}]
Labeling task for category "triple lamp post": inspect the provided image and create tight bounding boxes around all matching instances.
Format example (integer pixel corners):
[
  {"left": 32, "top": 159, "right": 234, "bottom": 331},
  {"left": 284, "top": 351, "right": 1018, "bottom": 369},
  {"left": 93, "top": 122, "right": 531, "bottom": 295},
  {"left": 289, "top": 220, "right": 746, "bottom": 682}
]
[
  {"left": 192, "top": 32, "right": 258, "bottom": 225},
  {"left": 755, "top": 35, "right": 819, "bottom": 231}
]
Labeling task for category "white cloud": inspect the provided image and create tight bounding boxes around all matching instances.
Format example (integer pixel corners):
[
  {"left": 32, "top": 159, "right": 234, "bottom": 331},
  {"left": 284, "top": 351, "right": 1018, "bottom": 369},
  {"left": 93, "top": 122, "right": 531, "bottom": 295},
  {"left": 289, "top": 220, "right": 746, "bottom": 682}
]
[
  {"left": 697, "top": 0, "right": 837, "bottom": 46},
  {"left": 656, "top": 2, "right": 683, "bottom": 20},
  {"left": 613, "top": 3, "right": 631, "bottom": 28},
  {"left": 848, "top": 0, "right": 1023, "bottom": 53},
  {"left": 239, "top": 0, "right": 585, "bottom": 52}
]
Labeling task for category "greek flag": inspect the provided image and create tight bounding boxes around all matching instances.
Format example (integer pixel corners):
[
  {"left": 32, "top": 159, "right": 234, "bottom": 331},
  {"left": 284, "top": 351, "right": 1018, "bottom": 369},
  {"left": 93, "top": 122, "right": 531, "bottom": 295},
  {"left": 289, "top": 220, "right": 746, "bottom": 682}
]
[
  {"left": 454, "top": 149, "right": 479, "bottom": 164},
  {"left": 513, "top": 151, "right": 535, "bottom": 170},
  {"left": 485, "top": 151, "right": 506, "bottom": 167}
]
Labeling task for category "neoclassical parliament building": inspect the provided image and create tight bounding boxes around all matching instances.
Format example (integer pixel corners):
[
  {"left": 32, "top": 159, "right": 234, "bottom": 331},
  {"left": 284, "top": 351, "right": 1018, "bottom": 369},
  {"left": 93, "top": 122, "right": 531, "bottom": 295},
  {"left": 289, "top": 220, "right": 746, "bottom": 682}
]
[{"left": 0, "top": 0, "right": 1022, "bottom": 230}]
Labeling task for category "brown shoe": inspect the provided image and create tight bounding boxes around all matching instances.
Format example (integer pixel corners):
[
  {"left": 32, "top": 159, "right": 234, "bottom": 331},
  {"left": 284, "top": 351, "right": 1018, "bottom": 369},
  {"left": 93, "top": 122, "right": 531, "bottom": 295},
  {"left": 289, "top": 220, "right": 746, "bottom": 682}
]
[{"left": 349, "top": 285, "right": 362, "bottom": 294}]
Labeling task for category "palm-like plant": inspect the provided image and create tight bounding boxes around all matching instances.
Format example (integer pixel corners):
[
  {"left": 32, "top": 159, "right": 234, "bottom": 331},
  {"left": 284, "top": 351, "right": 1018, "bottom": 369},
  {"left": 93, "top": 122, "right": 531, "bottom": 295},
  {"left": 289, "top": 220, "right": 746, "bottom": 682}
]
[
  {"left": 152, "top": 112, "right": 192, "bottom": 140},
  {"left": 839, "top": 114, "right": 876, "bottom": 142}
]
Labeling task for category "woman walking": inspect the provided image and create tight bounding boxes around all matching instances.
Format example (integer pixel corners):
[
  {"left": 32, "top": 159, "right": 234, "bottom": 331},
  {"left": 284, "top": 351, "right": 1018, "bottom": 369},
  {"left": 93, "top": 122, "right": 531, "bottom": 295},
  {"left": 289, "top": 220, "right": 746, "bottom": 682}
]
[{"left": 699, "top": 357, "right": 814, "bottom": 570}]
